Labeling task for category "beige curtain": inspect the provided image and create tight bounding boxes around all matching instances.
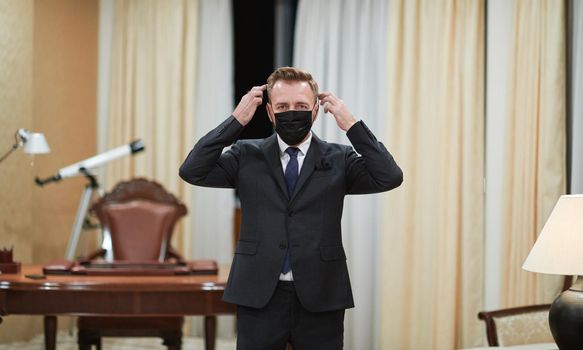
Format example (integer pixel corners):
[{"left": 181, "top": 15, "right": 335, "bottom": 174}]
[
  {"left": 105, "top": 0, "right": 198, "bottom": 257},
  {"left": 501, "top": 0, "right": 566, "bottom": 308},
  {"left": 380, "top": 1, "right": 485, "bottom": 349}
]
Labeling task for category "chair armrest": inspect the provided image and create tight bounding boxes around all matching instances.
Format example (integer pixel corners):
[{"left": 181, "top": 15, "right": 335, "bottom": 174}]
[
  {"left": 166, "top": 246, "right": 186, "bottom": 263},
  {"left": 78, "top": 249, "right": 107, "bottom": 263}
]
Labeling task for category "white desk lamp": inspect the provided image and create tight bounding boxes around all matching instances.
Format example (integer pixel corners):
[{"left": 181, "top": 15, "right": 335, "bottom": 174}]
[{"left": 0, "top": 128, "right": 50, "bottom": 163}]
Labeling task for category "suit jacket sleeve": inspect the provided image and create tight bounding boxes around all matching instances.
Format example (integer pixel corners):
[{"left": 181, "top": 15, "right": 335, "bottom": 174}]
[
  {"left": 344, "top": 120, "right": 403, "bottom": 194},
  {"left": 179, "top": 115, "right": 243, "bottom": 189}
]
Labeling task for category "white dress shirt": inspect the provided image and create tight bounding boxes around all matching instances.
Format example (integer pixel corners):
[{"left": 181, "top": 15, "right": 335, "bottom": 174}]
[{"left": 276, "top": 132, "right": 312, "bottom": 281}]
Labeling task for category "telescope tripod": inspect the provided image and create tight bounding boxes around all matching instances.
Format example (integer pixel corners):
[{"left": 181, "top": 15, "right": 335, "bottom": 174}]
[{"left": 64, "top": 168, "right": 110, "bottom": 261}]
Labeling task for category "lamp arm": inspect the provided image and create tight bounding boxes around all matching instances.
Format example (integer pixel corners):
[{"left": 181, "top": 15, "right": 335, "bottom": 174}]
[
  {"left": 0, "top": 143, "right": 18, "bottom": 163},
  {"left": 0, "top": 129, "right": 28, "bottom": 164}
]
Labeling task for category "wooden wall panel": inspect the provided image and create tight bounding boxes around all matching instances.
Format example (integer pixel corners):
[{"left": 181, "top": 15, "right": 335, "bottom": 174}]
[{"left": 0, "top": 0, "right": 98, "bottom": 343}]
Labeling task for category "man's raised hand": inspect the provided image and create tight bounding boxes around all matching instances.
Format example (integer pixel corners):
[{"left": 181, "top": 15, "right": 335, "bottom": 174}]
[
  {"left": 318, "top": 92, "right": 357, "bottom": 132},
  {"left": 233, "top": 84, "right": 267, "bottom": 126}
]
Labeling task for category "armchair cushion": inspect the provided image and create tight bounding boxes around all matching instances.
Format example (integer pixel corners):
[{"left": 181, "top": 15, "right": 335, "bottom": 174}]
[
  {"left": 103, "top": 200, "right": 176, "bottom": 261},
  {"left": 478, "top": 304, "right": 553, "bottom": 346},
  {"left": 493, "top": 309, "right": 553, "bottom": 346}
]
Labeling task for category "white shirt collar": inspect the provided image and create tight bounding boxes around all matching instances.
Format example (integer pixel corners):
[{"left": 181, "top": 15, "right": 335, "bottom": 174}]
[{"left": 276, "top": 132, "right": 312, "bottom": 157}]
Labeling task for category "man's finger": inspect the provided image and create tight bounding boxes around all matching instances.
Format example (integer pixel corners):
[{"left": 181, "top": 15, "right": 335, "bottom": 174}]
[
  {"left": 247, "top": 88, "right": 264, "bottom": 99},
  {"left": 319, "top": 96, "right": 336, "bottom": 107},
  {"left": 323, "top": 102, "right": 332, "bottom": 113},
  {"left": 252, "top": 84, "right": 267, "bottom": 91},
  {"left": 319, "top": 92, "right": 336, "bottom": 100}
]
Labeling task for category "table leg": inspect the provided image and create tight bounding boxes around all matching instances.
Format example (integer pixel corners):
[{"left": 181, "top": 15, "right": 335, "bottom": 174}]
[
  {"left": 204, "top": 315, "right": 217, "bottom": 350},
  {"left": 44, "top": 315, "right": 57, "bottom": 350},
  {"left": 0, "top": 291, "right": 5, "bottom": 325}
]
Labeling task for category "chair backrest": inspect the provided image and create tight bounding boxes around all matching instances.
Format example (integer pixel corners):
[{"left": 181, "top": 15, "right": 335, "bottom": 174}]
[
  {"left": 91, "top": 178, "right": 187, "bottom": 261},
  {"left": 477, "top": 304, "right": 553, "bottom": 346}
]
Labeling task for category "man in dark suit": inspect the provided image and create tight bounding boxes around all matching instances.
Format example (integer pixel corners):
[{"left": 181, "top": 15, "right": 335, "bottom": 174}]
[{"left": 179, "top": 67, "right": 402, "bottom": 350}]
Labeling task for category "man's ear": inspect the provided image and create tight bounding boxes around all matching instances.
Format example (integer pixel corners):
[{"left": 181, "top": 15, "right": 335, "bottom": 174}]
[{"left": 266, "top": 103, "right": 275, "bottom": 125}]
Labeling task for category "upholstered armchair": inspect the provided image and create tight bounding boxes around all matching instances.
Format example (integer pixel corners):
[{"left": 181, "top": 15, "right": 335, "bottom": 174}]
[
  {"left": 77, "top": 178, "right": 187, "bottom": 350},
  {"left": 478, "top": 304, "right": 554, "bottom": 346},
  {"left": 477, "top": 278, "right": 572, "bottom": 347}
]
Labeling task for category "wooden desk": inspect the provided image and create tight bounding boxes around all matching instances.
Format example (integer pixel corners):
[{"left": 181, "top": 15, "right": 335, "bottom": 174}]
[{"left": 0, "top": 265, "right": 236, "bottom": 350}]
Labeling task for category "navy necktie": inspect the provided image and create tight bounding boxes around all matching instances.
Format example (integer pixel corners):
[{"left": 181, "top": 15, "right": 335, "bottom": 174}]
[
  {"left": 281, "top": 147, "right": 299, "bottom": 274},
  {"left": 284, "top": 147, "right": 300, "bottom": 195}
]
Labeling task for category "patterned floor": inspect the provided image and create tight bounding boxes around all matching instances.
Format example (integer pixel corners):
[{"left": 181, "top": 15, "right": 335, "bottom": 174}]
[{"left": 0, "top": 331, "right": 237, "bottom": 350}]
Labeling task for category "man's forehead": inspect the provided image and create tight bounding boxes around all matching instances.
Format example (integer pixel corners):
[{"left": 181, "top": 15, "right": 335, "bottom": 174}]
[{"left": 270, "top": 80, "right": 315, "bottom": 102}]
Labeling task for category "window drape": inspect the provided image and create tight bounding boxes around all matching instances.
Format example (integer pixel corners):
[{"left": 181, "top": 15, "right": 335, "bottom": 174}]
[
  {"left": 380, "top": 1, "right": 485, "bottom": 348},
  {"left": 294, "top": 0, "right": 389, "bottom": 348},
  {"left": 104, "top": 0, "right": 198, "bottom": 261},
  {"left": 188, "top": 0, "right": 236, "bottom": 339},
  {"left": 571, "top": 0, "right": 583, "bottom": 194},
  {"left": 500, "top": 0, "right": 566, "bottom": 308}
]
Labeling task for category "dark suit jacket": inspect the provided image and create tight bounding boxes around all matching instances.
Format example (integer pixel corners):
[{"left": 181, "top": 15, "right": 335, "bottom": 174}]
[{"left": 179, "top": 115, "right": 402, "bottom": 312}]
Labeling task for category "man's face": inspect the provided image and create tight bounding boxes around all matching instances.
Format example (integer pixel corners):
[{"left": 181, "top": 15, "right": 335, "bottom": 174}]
[{"left": 267, "top": 80, "right": 318, "bottom": 124}]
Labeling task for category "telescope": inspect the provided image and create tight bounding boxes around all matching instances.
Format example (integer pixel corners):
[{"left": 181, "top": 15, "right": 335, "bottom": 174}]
[
  {"left": 35, "top": 140, "right": 144, "bottom": 186},
  {"left": 34, "top": 139, "right": 145, "bottom": 260}
]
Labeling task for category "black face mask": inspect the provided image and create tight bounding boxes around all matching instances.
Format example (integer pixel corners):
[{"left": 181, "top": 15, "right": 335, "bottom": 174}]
[{"left": 273, "top": 110, "right": 313, "bottom": 146}]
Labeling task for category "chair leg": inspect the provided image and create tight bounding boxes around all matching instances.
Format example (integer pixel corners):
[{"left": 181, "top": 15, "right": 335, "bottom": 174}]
[
  {"left": 78, "top": 329, "right": 101, "bottom": 350},
  {"left": 77, "top": 339, "right": 92, "bottom": 350},
  {"left": 162, "top": 330, "right": 182, "bottom": 350}
]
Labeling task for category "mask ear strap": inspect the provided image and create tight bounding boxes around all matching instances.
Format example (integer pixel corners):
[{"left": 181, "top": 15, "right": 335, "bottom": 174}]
[
  {"left": 266, "top": 102, "right": 275, "bottom": 124},
  {"left": 312, "top": 100, "right": 319, "bottom": 113}
]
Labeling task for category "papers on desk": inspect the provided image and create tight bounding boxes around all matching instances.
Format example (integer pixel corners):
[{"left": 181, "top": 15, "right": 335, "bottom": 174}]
[
  {"left": 460, "top": 343, "right": 557, "bottom": 350},
  {"left": 42, "top": 259, "right": 219, "bottom": 276}
]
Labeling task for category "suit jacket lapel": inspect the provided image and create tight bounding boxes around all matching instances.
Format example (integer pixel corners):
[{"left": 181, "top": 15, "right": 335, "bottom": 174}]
[
  {"left": 290, "top": 133, "right": 324, "bottom": 203},
  {"left": 262, "top": 134, "right": 289, "bottom": 199}
]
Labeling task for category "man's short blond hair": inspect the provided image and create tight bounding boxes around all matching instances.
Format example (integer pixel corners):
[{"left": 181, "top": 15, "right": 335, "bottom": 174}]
[{"left": 266, "top": 67, "right": 319, "bottom": 102}]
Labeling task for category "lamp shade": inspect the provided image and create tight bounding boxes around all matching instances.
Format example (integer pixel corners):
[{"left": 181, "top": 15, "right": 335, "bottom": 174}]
[
  {"left": 522, "top": 194, "right": 583, "bottom": 275},
  {"left": 0, "top": 128, "right": 51, "bottom": 164},
  {"left": 23, "top": 132, "right": 50, "bottom": 154}
]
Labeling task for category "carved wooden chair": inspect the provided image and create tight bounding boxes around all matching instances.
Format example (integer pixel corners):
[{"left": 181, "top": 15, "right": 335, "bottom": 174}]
[
  {"left": 478, "top": 304, "right": 553, "bottom": 346},
  {"left": 77, "top": 178, "right": 187, "bottom": 350},
  {"left": 477, "top": 278, "right": 571, "bottom": 346}
]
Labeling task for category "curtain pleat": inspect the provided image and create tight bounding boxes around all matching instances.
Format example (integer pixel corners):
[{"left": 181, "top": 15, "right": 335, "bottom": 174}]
[
  {"left": 188, "top": 0, "right": 236, "bottom": 339},
  {"left": 500, "top": 0, "right": 566, "bottom": 308},
  {"left": 571, "top": 0, "right": 583, "bottom": 194},
  {"left": 105, "top": 0, "right": 198, "bottom": 258},
  {"left": 294, "top": 1, "right": 389, "bottom": 348},
  {"left": 380, "top": 1, "right": 485, "bottom": 348}
]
